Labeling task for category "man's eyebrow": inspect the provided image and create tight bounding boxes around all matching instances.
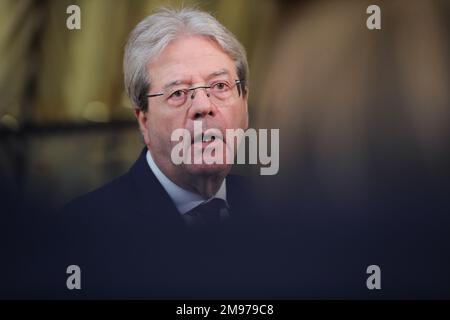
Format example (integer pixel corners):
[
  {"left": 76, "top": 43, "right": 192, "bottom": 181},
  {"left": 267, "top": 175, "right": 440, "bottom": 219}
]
[
  {"left": 207, "top": 69, "right": 230, "bottom": 79},
  {"left": 163, "top": 80, "right": 188, "bottom": 90},
  {"left": 162, "top": 70, "right": 231, "bottom": 90}
]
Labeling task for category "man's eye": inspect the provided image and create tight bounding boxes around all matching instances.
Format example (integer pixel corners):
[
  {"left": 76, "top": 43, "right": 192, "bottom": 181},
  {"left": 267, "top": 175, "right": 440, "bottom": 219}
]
[
  {"left": 169, "top": 90, "right": 187, "bottom": 100},
  {"left": 212, "top": 82, "right": 230, "bottom": 91}
]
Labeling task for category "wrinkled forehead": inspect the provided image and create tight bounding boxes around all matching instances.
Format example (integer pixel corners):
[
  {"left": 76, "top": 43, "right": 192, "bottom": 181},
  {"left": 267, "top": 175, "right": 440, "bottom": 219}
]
[
  {"left": 163, "top": 69, "right": 234, "bottom": 89},
  {"left": 147, "top": 35, "right": 238, "bottom": 89}
]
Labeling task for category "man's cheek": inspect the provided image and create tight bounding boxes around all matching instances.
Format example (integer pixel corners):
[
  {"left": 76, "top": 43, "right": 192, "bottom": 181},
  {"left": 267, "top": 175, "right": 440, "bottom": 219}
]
[{"left": 143, "top": 129, "right": 151, "bottom": 145}]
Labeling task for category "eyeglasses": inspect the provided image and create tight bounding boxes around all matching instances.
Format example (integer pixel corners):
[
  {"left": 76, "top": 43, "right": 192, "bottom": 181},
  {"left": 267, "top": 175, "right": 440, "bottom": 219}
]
[{"left": 146, "top": 79, "right": 245, "bottom": 108}]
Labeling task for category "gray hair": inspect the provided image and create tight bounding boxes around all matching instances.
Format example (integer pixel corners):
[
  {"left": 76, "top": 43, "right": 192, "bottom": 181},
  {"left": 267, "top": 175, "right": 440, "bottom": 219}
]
[{"left": 124, "top": 7, "right": 249, "bottom": 111}]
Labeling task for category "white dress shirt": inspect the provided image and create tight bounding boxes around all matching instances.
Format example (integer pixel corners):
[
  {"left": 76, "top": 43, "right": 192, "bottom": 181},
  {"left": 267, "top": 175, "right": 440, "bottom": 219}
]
[{"left": 145, "top": 150, "right": 228, "bottom": 215}]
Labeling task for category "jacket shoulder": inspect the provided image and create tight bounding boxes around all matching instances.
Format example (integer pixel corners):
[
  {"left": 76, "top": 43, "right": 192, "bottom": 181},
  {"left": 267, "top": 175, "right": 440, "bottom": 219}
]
[{"left": 63, "top": 173, "right": 133, "bottom": 217}]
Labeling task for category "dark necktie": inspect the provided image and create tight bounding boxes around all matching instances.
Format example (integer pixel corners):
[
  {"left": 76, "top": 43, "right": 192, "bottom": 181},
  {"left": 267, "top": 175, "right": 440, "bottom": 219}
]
[{"left": 185, "top": 198, "right": 231, "bottom": 228}]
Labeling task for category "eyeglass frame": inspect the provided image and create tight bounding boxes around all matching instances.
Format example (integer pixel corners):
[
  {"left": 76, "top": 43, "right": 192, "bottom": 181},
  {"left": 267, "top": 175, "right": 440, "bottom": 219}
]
[{"left": 145, "top": 79, "right": 246, "bottom": 106}]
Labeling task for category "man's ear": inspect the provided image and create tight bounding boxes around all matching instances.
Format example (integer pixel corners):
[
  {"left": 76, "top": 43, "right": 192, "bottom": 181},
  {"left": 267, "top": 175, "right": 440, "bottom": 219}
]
[{"left": 134, "top": 107, "right": 148, "bottom": 138}]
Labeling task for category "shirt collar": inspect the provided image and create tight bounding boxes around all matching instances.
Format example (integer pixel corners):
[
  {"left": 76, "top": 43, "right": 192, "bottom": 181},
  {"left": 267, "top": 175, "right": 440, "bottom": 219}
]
[{"left": 146, "top": 150, "right": 227, "bottom": 215}]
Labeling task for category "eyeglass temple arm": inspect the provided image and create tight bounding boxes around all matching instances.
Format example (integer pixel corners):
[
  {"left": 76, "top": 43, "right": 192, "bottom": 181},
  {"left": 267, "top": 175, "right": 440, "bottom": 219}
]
[
  {"left": 146, "top": 93, "right": 164, "bottom": 98},
  {"left": 236, "top": 79, "right": 245, "bottom": 96}
]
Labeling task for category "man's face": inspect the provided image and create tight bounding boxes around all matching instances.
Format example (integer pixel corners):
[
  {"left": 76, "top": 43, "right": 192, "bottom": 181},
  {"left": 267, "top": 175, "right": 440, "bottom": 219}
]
[{"left": 135, "top": 35, "right": 249, "bottom": 179}]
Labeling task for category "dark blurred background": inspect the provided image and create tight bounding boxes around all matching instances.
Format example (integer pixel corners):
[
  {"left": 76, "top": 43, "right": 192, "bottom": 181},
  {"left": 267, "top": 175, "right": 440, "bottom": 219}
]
[{"left": 1, "top": 0, "right": 449, "bottom": 298}]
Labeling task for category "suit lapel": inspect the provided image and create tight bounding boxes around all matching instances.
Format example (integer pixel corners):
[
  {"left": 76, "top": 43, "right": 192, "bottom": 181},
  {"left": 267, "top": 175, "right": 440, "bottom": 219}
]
[
  {"left": 127, "top": 150, "right": 253, "bottom": 232},
  {"left": 128, "top": 147, "right": 186, "bottom": 231}
]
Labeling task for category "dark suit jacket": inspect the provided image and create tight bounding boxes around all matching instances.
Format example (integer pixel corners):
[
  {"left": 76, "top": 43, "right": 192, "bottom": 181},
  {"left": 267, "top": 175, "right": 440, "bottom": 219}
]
[{"left": 52, "top": 148, "right": 265, "bottom": 298}]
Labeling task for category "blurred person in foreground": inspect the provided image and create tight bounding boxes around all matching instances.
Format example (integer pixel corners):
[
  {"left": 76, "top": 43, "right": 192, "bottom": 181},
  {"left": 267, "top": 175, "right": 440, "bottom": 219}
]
[{"left": 254, "top": 0, "right": 450, "bottom": 298}]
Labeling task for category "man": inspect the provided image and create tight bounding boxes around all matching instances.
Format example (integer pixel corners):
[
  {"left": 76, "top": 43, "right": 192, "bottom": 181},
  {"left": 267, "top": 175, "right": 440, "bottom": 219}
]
[
  {"left": 125, "top": 7, "right": 250, "bottom": 228},
  {"left": 70, "top": 7, "right": 251, "bottom": 229},
  {"left": 55, "top": 7, "right": 262, "bottom": 298}
]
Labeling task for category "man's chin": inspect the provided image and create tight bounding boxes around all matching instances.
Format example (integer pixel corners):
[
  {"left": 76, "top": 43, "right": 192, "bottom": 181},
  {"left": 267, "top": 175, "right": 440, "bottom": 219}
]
[{"left": 182, "top": 162, "right": 231, "bottom": 177}]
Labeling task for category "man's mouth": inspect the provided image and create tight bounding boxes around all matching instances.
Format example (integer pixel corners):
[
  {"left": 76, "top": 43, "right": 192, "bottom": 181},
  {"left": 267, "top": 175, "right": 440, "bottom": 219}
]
[
  {"left": 191, "top": 130, "right": 224, "bottom": 147},
  {"left": 202, "top": 134, "right": 215, "bottom": 143}
]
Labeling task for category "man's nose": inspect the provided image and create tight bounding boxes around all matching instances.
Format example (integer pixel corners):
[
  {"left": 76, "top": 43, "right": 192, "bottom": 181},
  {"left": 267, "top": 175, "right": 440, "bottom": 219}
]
[{"left": 188, "top": 88, "right": 215, "bottom": 120}]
